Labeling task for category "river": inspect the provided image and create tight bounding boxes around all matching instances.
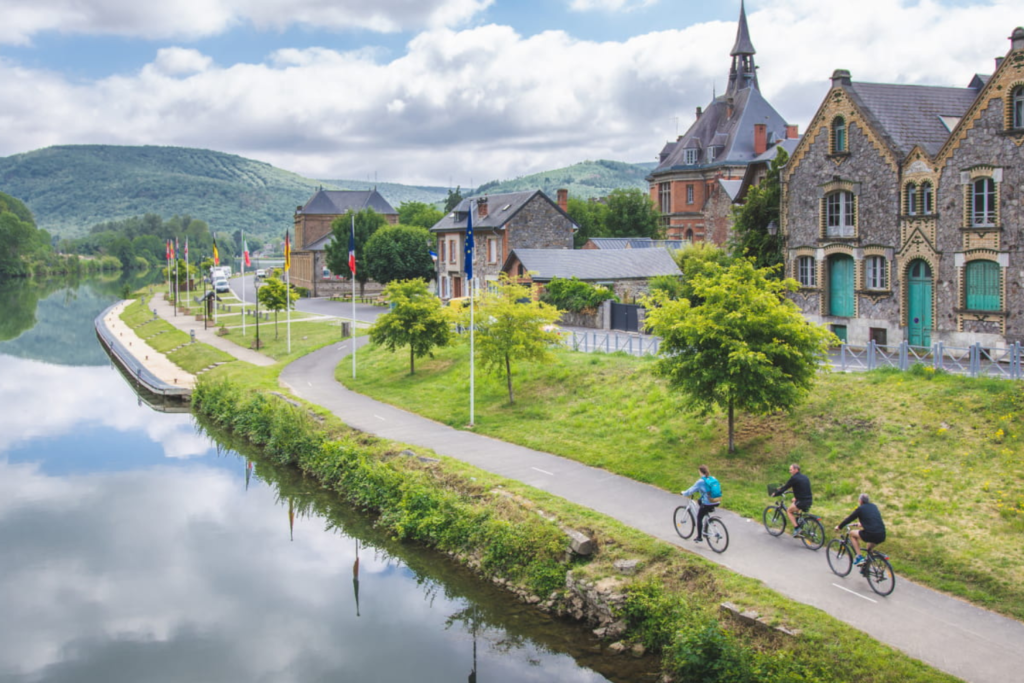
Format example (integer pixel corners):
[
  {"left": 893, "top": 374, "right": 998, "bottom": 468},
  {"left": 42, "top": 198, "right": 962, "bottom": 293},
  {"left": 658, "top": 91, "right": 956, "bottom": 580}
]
[{"left": 0, "top": 276, "right": 656, "bottom": 683}]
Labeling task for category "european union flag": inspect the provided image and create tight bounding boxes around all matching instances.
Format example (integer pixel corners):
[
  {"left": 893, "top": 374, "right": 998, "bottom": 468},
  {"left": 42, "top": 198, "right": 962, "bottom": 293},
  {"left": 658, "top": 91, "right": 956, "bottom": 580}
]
[{"left": 464, "top": 201, "right": 474, "bottom": 280}]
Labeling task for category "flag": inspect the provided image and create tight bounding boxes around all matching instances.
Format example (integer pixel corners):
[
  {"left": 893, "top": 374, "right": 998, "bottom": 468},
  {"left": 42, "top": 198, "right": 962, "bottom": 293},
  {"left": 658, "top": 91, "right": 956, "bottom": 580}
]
[
  {"left": 169, "top": 239, "right": 175, "bottom": 260},
  {"left": 347, "top": 217, "right": 356, "bottom": 276},
  {"left": 184, "top": 237, "right": 189, "bottom": 259},
  {"left": 429, "top": 249, "right": 438, "bottom": 263},
  {"left": 284, "top": 231, "right": 291, "bottom": 272},
  {"left": 464, "top": 201, "right": 474, "bottom": 280},
  {"left": 174, "top": 237, "right": 179, "bottom": 262},
  {"left": 243, "top": 240, "right": 251, "bottom": 268},
  {"left": 165, "top": 240, "right": 170, "bottom": 261},
  {"left": 212, "top": 239, "right": 220, "bottom": 266}
]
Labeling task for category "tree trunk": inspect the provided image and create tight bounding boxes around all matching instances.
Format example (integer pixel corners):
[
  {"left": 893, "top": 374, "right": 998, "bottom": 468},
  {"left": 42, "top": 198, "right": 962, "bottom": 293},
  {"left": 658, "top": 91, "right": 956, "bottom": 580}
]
[
  {"left": 728, "top": 399, "right": 735, "bottom": 454},
  {"left": 274, "top": 311, "right": 279, "bottom": 339},
  {"left": 410, "top": 346, "right": 415, "bottom": 375},
  {"left": 505, "top": 354, "right": 514, "bottom": 404}
]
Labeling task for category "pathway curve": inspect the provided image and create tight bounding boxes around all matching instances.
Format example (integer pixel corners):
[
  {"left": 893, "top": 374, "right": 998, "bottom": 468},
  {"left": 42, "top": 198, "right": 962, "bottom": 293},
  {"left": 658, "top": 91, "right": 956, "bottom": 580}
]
[{"left": 280, "top": 338, "right": 1024, "bottom": 683}]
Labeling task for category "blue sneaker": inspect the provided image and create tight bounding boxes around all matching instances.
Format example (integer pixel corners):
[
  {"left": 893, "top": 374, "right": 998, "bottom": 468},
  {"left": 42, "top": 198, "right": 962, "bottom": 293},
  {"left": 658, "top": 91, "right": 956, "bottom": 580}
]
[
  {"left": 792, "top": 529, "right": 802, "bottom": 538},
  {"left": 853, "top": 554, "right": 865, "bottom": 566}
]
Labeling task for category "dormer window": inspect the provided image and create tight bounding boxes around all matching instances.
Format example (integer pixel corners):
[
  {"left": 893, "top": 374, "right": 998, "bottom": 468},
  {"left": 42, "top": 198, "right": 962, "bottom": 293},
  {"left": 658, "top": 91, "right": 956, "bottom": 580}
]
[
  {"left": 685, "top": 148, "right": 699, "bottom": 165},
  {"left": 832, "top": 117, "right": 847, "bottom": 154}
]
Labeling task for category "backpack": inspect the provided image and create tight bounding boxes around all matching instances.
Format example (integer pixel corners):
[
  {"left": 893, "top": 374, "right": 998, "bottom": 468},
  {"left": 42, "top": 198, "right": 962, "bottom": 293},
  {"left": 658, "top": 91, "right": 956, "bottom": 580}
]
[{"left": 704, "top": 476, "right": 723, "bottom": 502}]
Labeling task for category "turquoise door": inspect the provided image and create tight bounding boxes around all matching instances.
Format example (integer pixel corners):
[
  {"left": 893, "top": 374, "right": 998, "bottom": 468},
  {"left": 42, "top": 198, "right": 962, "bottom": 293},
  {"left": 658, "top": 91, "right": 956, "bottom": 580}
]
[
  {"left": 907, "top": 260, "right": 932, "bottom": 347},
  {"left": 828, "top": 255, "right": 854, "bottom": 317}
]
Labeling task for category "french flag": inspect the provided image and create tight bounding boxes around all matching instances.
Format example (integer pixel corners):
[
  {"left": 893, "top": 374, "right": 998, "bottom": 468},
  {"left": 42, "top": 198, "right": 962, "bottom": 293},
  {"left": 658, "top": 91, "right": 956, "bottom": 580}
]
[{"left": 348, "top": 215, "right": 356, "bottom": 276}]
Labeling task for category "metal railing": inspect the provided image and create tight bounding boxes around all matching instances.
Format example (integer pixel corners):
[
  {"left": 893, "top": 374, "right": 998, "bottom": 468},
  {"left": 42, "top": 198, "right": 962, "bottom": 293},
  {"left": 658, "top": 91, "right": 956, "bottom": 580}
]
[
  {"left": 836, "top": 340, "right": 1023, "bottom": 380},
  {"left": 559, "top": 330, "right": 660, "bottom": 357}
]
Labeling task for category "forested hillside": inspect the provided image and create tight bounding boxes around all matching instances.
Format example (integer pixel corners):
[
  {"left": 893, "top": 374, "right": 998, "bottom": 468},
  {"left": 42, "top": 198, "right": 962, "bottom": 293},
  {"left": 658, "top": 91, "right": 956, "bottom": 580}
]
[
  {"left": 0, "top": 146, "right": 449, "bottom": 240},
  {"left": 474, "top": 159, "right": 652, "bottom": 199}
]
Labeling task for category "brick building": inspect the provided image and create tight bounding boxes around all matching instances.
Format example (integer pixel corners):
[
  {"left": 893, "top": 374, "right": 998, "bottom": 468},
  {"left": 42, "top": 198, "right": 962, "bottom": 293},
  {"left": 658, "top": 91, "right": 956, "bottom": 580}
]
[
  {"left": 291, "top": 188, "right": 398, "bottom": 296},
  {"left": 647, "top": 0, "right": 798, "bottom": 244},
  {"left": 430, "top": 189, "right": 576, "bottom": 300},
  {"left": 780, "top": 28, "right": 1024, "bottom": 349}
]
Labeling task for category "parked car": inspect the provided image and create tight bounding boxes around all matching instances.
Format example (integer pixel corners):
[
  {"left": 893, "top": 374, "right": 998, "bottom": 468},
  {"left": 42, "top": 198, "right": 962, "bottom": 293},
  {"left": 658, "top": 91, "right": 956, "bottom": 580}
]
[
  {"left": 255, "top": 269, "right": 267, "bottom": 279},
  {"left": 213, "top": 278, "right": 230, "bottom": 293}
]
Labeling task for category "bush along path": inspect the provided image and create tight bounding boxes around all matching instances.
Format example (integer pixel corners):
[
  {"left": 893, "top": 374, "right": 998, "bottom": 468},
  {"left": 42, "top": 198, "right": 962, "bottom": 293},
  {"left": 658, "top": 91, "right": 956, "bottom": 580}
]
[
  {"left": 277, "top": 337, "right": 1024, "bottom": 683},
  {"left": 194, "top": 375, "right": 962, "bottom": 683}
]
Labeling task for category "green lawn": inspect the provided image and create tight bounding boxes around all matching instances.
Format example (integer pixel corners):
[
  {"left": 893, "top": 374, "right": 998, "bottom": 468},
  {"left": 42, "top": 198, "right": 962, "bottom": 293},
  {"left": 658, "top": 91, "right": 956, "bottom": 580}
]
[
  {"left": 223, "top": 318, "right": 363, "bottom": 362},
  {"left": 120, "top": 297, "right": 238, "bottom": 374},
  {"left": 339, "top": 338, "right": 1024, "bottom": 620}
]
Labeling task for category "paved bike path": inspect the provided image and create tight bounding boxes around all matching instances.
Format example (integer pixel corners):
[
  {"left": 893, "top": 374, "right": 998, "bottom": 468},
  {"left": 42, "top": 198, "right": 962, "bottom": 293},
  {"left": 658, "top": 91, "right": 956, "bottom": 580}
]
[{"left": 281, "top": 339, "right": 1024, "bottom": 683}]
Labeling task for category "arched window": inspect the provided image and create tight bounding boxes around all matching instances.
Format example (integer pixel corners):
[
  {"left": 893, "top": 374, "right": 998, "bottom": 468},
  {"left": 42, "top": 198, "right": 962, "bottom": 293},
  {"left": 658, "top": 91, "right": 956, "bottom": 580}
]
[
  {"left": 826, "top": 191, "right": 855, "bottom": 237},
  {"left": 965, "top": 260, "right": 1001, "bottom": 311},
  {"left": 1013, "top": 86, "right": 1024, "bottom": 129},
  {"left": 921, "top": 181, "right": 934, "bottom": 215},
  {"left": 832, "top": 117, "right": 847, "bottom": 153},
  {"left": 906, "top": 183, "right": 918, "bottom": 215},
  {"left": 972, "top": 177, "right": 996, "bottom": 226}
]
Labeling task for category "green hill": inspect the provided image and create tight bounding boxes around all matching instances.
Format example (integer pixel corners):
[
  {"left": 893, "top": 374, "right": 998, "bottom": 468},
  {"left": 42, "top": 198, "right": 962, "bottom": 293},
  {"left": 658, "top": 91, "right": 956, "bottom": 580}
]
[
  {"left": 473, "top": 159, "right": 652, "bottom": 199},
  {"left": 0, "top": 145, "right": 450, "bottom": 240}
]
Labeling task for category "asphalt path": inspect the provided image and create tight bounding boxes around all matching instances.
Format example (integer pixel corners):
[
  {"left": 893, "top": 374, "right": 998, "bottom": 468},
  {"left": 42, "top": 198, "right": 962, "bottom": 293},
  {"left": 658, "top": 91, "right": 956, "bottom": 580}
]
[
  {"left": 280, "top": 337, "right": 1024, "bottom": 683},
  {"left": 233, "top": 274, "right": 387, "bottom": 324}
]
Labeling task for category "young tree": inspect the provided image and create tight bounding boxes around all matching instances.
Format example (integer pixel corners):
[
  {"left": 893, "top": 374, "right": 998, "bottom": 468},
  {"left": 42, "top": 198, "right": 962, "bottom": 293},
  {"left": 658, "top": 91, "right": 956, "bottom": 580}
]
[
  {"left": 257, "top": 276, "right": 298, "bottom": 338},
  {"left": 468, "top": 276, "right": 562, "bottom": 404},
  {"left": 566, "top": 197, "right": 609, "bottom": 248},
  {"left": 324, "top": 208, "right": 388, "bottom": 296},
  {"left": 364, "top": 225, "right": 436, "bottom": 285},
  {"left": 397, "top": 201, "right": 444, "bottom": 229},
  {"left": 604, "top": 188, "right": 662, "bottom": 239},
  {"left": 369, "top": 279, "right": 453, "bottom": 374},
  {"left": 730, "top": 148, "right": 788, "bottom": 274},
  {"left": 443, "top": 186, "right": 464, "bottom": 213},
  {"left": 670, "top": 242, "right": 735, "bottom": 306},
  {"left": 643, "top": 259, "right": 836, "bottom": 454}
]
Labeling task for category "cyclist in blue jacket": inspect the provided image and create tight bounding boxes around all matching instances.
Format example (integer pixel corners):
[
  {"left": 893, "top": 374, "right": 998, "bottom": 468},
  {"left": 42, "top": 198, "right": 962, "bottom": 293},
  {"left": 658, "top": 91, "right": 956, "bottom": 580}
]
[{"left": 681, "top": 465, "right": 720, "bottom": 544}]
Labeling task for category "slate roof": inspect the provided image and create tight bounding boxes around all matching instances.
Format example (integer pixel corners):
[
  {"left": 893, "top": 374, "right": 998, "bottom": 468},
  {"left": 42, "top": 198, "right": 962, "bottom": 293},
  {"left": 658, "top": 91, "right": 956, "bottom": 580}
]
[
  {"left": 429, "top": 190, "right": 573, "bottom": 232},
  {"left": 719, "top": 179, "right": 743, "bottom": 201},
  {"left": 848, "top": 82, "right": 979, "bottom": 156},
  {"left": 298, "top": 189, "right": 397, "bottom": 216},
  {"left": 731, "top": 0, "right": 756, "bottom": 56},
  {"left": 587, "top": 238, "right": 689, "bottom": 251},
  {"left": 506, "top": 248, "right": 681, "bottom": 282},
  {"left": 305, "top": 232, "right": 334, "bottom": 251}
]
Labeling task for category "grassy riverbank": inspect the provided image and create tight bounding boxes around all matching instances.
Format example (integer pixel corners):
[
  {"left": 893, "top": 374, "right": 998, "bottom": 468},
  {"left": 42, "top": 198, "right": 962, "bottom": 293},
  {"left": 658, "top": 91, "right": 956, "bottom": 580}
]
[
  {"left": 120, "top": 296, "right": 236, "bottom": 373},
  {"left": 338, "top": 340, "right": 1024, "bottom": 620},
  {"left": 193, "top": 377, "right": 958, "bottom": 683}
]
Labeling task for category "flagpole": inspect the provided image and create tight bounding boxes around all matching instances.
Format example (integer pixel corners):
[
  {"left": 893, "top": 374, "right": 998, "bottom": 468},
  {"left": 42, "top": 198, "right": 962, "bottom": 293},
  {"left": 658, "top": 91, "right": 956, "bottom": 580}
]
[
  {"left": 351, "top": 213, "right": 356, "bottom": 380},
  {"left": 174, "top": 238, "right": 179, "bottom": 316},
  {"left": 286, "top": 264, "right": 291, "bottom": 354},
  {"left": 241, "top": 231, "right": 246, "bottom": 335},
  {"left": 166, "top": 241, "right": 171, "bottom": 300},
  {"left": 467, "top": 200, "right": 475, "bottom": 426},
  {"left": 185, "top": 237, "right": 190, "bottom": 314}
]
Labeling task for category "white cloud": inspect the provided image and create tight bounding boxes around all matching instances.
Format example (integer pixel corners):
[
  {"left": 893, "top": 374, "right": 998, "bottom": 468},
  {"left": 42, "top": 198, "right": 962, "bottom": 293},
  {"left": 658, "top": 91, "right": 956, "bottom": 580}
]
[
  {"left": 569, "top": 0, "right": 659, "bottom": 11},
  {"left": 0, "top": 1, "right": 1020, "bottom": 185},
  {"left": 0, "top": 0, "right": 492, "bottom": 44}
]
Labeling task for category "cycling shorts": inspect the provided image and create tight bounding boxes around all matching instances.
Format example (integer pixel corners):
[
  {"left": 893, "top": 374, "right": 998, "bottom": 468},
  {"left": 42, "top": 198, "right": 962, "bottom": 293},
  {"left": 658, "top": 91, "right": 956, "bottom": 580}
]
[
  {"left": 794, "top": 499, "right": 812, "bottom": 512},
  {"left": 860, "top": 530, "right": 885, "bottom": 544}
]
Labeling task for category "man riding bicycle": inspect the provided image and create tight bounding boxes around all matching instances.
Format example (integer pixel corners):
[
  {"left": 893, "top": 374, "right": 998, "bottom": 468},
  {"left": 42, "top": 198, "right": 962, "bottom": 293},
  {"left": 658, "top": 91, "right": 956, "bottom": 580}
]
[
  {"left": 772, "top": 464, "right": 812, "bottom": 537},
  {"left": 836, "top": 493, "right": 886, "bottom": 565},
  {"left": 681, "top": 465, "right": 721, "bottom": 544}
]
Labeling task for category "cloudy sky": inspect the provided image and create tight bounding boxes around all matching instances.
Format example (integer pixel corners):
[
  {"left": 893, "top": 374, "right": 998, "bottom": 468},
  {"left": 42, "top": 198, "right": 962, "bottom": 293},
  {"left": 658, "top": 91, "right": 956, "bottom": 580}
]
[{"left": 0, "top": 0, "right": 1019, "bottom": 186}]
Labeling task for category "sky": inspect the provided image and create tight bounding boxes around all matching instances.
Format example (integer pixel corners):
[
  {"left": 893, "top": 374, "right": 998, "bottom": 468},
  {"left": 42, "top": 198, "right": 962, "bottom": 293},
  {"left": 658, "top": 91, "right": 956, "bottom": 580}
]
[{"left": 0, "top": 0, "right": 1020, "bottom": 187}]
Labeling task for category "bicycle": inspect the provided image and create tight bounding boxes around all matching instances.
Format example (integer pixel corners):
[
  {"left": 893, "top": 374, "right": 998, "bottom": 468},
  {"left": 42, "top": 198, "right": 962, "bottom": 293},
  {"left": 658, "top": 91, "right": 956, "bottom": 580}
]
[
  {"left": 673, "top": 495, "right": 729, "bottom": 553},
  {"left": 826, "top": 524, "right": 896, "bottom": 596},
  {"left": 762, "top": 484, "right": 825, "bottom": 550}
]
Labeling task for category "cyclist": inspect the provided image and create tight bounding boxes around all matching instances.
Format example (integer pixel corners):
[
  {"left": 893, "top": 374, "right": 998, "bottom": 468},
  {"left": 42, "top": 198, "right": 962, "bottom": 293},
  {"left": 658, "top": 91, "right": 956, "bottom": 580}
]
[
  {"left": 836, "top": 493, "right": 886, "bottom": 565},
  {"left": 772, "top": 463, "right": 812, "bottom": 537},
  {"left": 681, "top": 465, "right": 721, "bottom": 544}
]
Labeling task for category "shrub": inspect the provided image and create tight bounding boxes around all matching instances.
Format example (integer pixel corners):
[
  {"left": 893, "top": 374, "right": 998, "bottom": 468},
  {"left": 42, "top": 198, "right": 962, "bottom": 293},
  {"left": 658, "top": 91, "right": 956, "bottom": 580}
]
[
  {"left": 622, "top": 579, "right": 688, "bottom": 651},
  {"left": 541, "top": 277, "right": 618, "bottom": 313}
]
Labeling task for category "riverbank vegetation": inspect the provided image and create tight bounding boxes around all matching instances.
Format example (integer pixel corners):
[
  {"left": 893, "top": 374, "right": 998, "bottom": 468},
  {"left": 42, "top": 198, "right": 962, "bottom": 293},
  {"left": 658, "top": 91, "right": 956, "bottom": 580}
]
[
  {"left": 339, "top": 339, "right": 1024, "bottom": 621},
  {"left": 120, "top": 295, "right": 236, "bottom": 374},
  {"left": 192, "top": 377, "right": 957, "bottom": 683}
]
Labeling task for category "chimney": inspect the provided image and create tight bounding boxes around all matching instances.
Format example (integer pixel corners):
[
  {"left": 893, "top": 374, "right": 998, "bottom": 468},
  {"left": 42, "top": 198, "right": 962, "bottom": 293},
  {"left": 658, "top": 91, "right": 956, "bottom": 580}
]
[
  {"left": 786, "top": 124, "right": 799, "bottom": 139},
  {"left": 557, "top": 188, "right": 568, "bottom": 212},
  {"left": 753, "top": 123, "right": 768, "bottom": 155},
  {"left": 1013, "top": 27, "right": 1024, "bottom": 52},
  {"left": 995, "top": 57, "right": 1004, "bottom": 70},
  {"left": 695, "top": 106, "right": 702, "bottom": 120},
  {"left": 831, "top": 69, "right": 852, "bottom": 88},
  {"left": 478, "top": 196, "right": 488, "bottom": 218}
]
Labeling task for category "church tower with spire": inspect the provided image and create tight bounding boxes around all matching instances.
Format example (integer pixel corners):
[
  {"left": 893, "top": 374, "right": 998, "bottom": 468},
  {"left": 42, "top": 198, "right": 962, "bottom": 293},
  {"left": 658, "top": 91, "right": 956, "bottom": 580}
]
[{"left": 647, "top": 0, "right": 798, "bottom": 244}]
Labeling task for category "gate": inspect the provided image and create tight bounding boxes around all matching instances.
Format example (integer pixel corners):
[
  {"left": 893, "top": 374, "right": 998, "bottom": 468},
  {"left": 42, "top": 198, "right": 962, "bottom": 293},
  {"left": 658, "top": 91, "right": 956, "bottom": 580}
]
[{"left": 610, "top": 303, "right": 642, "bottom": 332}]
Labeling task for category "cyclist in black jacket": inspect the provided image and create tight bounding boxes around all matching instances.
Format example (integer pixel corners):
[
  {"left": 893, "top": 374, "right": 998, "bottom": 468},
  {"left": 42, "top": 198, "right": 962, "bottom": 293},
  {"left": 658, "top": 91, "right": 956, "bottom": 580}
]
[
  {"left": 773, "top": 464, "right": 812, "bottom": 537},
  {"left": 836, "top": 493, "right": 886, "bottom": 565}
]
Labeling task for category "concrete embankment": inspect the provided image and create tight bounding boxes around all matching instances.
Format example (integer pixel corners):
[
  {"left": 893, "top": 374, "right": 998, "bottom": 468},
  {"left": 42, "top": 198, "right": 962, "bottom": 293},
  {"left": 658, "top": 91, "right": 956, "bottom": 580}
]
[{"left": 94, "top": 300, "right": 194, "bottom": 399}]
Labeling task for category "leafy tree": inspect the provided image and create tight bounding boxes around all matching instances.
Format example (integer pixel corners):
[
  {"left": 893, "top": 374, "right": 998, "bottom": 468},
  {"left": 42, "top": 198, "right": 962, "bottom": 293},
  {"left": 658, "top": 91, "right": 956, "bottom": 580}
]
[
  {"left": 132, "top": 234, "right": 165, "bottom": 265},
  {"left": 256, "top": 276, "right": 298, "bottom": 338},
  {"left": 369, "top": 279, "right": 453, "bottom": 374},
  {"left": 730, "top": 148, "right": 787, "bottom": 273},
  {"left": 604, "top": 188, "right": 662, "bottom": 239},
  {"left": 670, "top": 242, "right": 735, "bottom": 306},
  {"left": 397, "top": 201, "right": 444, "bottom": 229},
  {"left": 643, "top": 259, "right": 836, "bottom": 453},
  {"left": 364, "top": 224, "right": 436, "bottom": 285},
  {"left": 444, "top": 186, "right": 464, "bottom": 213},
  {"left": 566, "top": 197, "right": 609, "bottom": 248},
  {"left": 0, "top": 211, "right": 38, "bottom": 277},
  {"left": 540, "top": 277, "right": 617, "bottom": 313},
  {"left": 467, "top": 275, "right": 562, "bottom": 404},
  {"left": 647, "top": 274, "right": 686, "bottom": 300},
  {"left": 324, "top": 208, "right": 388, "bottom": 296}
]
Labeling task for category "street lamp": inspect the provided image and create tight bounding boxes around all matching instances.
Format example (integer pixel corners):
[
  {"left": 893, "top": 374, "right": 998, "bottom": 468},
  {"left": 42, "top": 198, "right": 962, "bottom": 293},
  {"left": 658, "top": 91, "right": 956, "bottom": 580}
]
[{"left": 767, "top": 220, "right": 778, "bottom": 236}]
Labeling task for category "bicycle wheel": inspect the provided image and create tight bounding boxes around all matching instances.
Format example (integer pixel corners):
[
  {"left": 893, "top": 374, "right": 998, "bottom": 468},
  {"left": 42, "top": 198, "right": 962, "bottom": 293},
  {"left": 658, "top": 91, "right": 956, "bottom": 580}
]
[
  {"left": 762, "top": 505, "right": 787, "bottom": 536},
  {"left": 826, "top": 539, "right": 852, "bottom": 576},
  {"left": 705, "top": 517, "right": 729, "bottom": 553},
  {"left": 799, "top": 517, "right": 826, "bottom": 550},
  {"left": 674, "top": 505, "right": 696, "bottom": 539},
  {"left": 866, "top": 553, "right": 896, "bottom": 596}
]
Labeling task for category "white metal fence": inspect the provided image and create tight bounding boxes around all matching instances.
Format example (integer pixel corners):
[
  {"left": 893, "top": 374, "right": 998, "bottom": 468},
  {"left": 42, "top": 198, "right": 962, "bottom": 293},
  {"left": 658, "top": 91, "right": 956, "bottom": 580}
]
[{"left": 836, "top": 340, "right": 1023, "bottom": 380}]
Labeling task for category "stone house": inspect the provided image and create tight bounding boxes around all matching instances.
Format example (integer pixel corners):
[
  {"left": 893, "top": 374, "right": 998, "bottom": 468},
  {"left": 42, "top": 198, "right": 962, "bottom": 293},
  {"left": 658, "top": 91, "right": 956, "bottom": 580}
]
[
  {"left": 780, "top": 28, "right": 1024, "bottom": 349},
  {"left": 430, "top": 189, "right": 576, "bottom": 299},
  {"left": 502, "top": 248, "right": 681, "bottom": 304},
  {"left": 647, "top": 0, "right": 798, "bottom": 244},
  {"left": 582, "top": 237, "right": 690, "bottom": 252},
  {"left": 291, "top": 188, "right": 398, "bottom": 296}
]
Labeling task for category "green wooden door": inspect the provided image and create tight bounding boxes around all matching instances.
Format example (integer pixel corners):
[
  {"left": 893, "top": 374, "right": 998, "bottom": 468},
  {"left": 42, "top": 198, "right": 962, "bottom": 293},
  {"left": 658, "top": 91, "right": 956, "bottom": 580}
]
[
  {"left": 828, "top": 255, "right": 854, "bottom": 317},
  {"left": 907, "top": 259, "right": 932, "bottom": 348}
]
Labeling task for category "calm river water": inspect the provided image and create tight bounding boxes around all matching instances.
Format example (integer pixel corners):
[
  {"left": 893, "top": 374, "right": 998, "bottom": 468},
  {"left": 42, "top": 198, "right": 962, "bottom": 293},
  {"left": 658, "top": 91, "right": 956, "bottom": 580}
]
[{"left": 0, "top": 277, "right": 655, "bottom": 683}]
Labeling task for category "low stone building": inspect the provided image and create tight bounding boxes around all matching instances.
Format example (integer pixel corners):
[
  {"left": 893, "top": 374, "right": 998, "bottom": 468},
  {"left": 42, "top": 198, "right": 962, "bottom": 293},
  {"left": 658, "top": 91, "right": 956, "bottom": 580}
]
[{"left": 781, "top": 28, "right": 1024, "bottom": 349}]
